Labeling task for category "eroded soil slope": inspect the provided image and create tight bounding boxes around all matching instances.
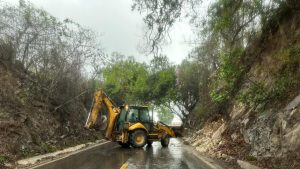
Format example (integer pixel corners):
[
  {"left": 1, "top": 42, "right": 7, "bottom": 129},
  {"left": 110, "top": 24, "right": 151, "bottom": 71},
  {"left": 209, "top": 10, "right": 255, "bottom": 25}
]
[{"left": 0, "top": 60, "right": 101, "bottom": 167}]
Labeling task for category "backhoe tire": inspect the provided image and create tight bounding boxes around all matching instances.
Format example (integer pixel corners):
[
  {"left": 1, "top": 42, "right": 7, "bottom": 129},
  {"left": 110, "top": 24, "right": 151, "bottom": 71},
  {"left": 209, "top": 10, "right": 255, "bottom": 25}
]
[
  {"left": 130, "top": 130, "right": 147, "bottom": 148},
  {"left": 118, "top": 141, "right": 130, "bottom": 148},
  {"left": 161, "top": 134, "right": 170, "bottom": 147}
]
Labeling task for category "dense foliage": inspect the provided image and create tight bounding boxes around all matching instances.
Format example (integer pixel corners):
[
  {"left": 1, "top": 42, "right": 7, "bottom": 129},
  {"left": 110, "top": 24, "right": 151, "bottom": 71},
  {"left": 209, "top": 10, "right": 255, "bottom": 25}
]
[
  {"left": 132, "top": 0, "right": 300, "bottom": 122},
  {"left": 102, "top": 55, "right": 177, "bottom": 106}
]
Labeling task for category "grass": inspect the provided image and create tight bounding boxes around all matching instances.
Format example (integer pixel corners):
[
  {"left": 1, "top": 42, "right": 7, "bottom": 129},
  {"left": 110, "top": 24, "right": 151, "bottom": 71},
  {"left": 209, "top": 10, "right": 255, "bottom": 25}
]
[{"left": 0, "top": 155, "right": 9, "bottom": 165}]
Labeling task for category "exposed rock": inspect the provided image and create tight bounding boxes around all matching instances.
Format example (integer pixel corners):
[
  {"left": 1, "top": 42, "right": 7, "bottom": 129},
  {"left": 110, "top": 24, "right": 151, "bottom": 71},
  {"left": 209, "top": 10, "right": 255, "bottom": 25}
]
[
  {"left": 243, "top": 112, "right": 271, "bottom": 156},
  {"left": 239, "top": 94, "right": 300, "bottom": 159},
  {"left": 231, "top": 133, "right": 238, "bottom": 142},
  {"left": 284, "top": 123, "right": 300, "bottom": 152},
  {"left": 189, "top": 94, "right": 300, "bottom": 168},
  {"left": 237, "top": 160, "right": 261, "bottom": 169},
  {"left": 4, "top": 163, "right": 13, "bottom": 168},
  {"left": 196, "top": 129, "right": 203, "bottom": 135},
  {"left": 212, "top": 124, "right": 226, "bottom": 142},
  {"left": 284, "top": 94, "right": 300, "bottom": 111},
  {"left": 231, "top": 103, "right": 247, "bottom": 119}
]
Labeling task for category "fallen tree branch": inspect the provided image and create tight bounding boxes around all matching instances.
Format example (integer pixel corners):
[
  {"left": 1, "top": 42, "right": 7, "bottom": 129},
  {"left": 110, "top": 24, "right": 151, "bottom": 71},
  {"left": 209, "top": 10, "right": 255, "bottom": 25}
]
[{"left": 52, "top": 90, "right": 88, "bottom": 113}]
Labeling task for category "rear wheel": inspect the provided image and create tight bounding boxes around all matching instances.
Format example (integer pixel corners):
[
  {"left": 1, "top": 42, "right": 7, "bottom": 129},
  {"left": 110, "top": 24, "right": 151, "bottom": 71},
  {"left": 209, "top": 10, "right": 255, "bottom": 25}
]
[
  {"left": 161, "top": 134, "right": 170, "bottom": 147},
  {"left": 130, "top": 130, "right": 147, "bottom": 148}
]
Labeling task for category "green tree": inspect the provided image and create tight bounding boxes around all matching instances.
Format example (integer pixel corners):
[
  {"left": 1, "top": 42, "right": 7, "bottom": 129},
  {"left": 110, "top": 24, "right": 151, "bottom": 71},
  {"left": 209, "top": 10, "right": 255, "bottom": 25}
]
[
  {"left": 102, "top": 54, "right": 178, "bottom": 110},
  {"left": 102, "top": 55, "right": 149, "bottom": 105},
  {"left": 156, "top": 106, "right": 174, "bottom": 125},
  {"left": 170, "top": 59, "right": 203, "bottom": 121},
  {"left": 150, "top": 55, "right": 171, "bottom": 72},
  {"left": 147, "top": 55, "right": 177, "bottom": 105}
]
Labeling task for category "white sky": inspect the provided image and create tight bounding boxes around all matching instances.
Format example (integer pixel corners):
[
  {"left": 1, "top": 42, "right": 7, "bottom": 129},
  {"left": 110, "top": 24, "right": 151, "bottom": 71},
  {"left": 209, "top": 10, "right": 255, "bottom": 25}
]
[{"left": 3, "top": 0, "right": 194, "bottom": 64}]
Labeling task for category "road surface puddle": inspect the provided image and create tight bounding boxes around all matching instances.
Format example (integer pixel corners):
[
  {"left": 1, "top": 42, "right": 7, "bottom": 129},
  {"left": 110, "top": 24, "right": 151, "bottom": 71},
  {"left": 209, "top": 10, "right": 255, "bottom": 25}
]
[{"left": 125, "top": 139, "right": 189, "bottom": 169}]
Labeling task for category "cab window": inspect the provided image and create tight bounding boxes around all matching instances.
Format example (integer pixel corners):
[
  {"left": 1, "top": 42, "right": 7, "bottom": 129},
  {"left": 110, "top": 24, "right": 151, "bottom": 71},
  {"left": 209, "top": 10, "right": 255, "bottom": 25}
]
[
  {"left": 139, "top": 108, "right": 150, "bottom": 122},
  {"left": 116, "top": 109, "right": 126, "bottom": 131},
  {"left": 127, "top": 108, "right": 139, "bottom": 122}
]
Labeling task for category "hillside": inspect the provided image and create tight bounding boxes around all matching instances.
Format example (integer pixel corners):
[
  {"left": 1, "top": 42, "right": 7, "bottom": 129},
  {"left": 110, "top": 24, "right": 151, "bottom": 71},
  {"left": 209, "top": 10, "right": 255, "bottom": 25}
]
[
  {"left": 0, "top": 2, "right": 106, "bottom": 167},
  {"left": 0, "top": 51, "right": 101, "bottom": 167},
  {"left": 185, "top": 5, "right": 300, "bottom": 169}
]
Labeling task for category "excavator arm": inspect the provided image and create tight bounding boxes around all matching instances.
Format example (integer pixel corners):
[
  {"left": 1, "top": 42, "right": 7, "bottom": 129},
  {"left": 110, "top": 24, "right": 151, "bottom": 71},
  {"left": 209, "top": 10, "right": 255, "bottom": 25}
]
[{"left": 84, "top": 89, "right": 120, "bottom": 139}]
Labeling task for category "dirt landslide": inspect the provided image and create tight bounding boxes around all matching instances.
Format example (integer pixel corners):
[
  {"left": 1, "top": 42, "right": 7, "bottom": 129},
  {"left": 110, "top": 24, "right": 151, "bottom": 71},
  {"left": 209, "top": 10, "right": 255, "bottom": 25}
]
[
  {"left": 0, "top": 60, "right": 102, "bottom": 168},
  {"left": 184, "top": 102, "right": 300, "bottom": 169}
]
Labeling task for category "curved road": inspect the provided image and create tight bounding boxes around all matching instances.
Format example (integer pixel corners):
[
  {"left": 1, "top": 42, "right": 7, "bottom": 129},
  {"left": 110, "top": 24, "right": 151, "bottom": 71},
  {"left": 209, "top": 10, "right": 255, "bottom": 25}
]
[{"left": 31, "top": 139, "right": 225, "bottom": 169}]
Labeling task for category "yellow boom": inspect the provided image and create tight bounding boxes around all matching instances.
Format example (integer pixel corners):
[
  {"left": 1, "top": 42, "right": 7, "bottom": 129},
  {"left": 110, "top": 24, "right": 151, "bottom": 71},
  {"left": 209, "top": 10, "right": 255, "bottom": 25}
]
[
  {"left": 84, "top": 89, "right": 120, "bottom": 139},
  {"left": 85, "top": 89, "right": 176, "bottom": 148}
]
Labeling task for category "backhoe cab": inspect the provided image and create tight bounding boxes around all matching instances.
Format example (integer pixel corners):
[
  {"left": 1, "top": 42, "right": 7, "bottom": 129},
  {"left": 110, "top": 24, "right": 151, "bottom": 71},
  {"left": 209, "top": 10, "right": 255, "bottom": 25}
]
[{"left": 85, "top": 89, "right": 175, "bottom": 148}]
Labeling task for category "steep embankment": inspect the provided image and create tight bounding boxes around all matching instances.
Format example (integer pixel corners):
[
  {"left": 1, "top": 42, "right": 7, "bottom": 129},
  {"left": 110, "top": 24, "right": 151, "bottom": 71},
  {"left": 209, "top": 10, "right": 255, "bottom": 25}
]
[
  {"left": 185, "top": 6, "right": 300, "bottom": 169},
  {"left": 0, "top": 59, "right": 101, "bottom": 167}
]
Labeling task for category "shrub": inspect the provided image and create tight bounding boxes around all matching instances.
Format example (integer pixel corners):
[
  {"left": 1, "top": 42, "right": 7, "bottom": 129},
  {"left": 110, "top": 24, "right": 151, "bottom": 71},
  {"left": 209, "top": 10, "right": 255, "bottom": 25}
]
[
  {"left": 238, "top": 43, "right": 300, "bottom": 109},
  {"left": 210, "top": 48, "right": 245, "bottom": 102},
  {"left": 0, "top": 155, "right": 9, "bottom": 165},
  {"left": 238, "top": 83, "right": 269, "bottom": 107}
]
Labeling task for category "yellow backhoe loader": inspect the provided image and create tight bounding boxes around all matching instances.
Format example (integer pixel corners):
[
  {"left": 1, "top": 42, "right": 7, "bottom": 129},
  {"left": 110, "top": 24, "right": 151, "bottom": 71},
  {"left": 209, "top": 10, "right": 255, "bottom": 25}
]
[{"left": 84, "top": 89, "right": 175, "bottom": 148}]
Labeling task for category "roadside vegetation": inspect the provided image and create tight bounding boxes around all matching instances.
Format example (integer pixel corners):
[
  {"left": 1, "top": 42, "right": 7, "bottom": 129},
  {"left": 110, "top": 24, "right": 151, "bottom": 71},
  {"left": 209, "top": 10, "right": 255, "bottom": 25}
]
[{"left": 132, "top": 0, "right": 300, "bottom": 120}]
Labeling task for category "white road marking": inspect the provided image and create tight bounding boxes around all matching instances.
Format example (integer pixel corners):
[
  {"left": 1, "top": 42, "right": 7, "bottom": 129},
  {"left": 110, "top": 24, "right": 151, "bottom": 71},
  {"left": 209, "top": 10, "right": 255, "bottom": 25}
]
[{"left": 24, "top": 141, "right": 111, "bottom": 169}]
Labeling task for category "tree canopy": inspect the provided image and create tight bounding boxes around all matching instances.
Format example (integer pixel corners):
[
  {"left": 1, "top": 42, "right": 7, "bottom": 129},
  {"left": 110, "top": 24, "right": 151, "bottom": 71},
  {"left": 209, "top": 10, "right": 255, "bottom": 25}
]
[{"left": 102, "top": 55, "right": 177, "bottom": 107}]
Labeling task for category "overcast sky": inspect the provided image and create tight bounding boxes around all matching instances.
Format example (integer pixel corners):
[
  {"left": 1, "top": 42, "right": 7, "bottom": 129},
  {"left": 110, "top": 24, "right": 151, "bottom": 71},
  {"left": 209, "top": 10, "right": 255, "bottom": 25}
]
[{"left": 4, "top": 0, "right": 194, "bottom": 64}]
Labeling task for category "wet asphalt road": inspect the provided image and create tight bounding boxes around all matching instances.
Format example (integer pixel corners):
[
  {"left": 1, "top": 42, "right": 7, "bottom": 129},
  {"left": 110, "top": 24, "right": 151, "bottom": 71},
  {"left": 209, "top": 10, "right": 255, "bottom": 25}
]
[{"left": 32, "top": 139, "right": 223, "bottom": 169}]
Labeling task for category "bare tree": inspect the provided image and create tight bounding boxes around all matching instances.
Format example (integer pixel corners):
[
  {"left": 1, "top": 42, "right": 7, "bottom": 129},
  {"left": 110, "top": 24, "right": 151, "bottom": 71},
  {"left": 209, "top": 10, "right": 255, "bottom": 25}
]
[{"left": 0, "top": 0, "right": 106, "bottom": 113}]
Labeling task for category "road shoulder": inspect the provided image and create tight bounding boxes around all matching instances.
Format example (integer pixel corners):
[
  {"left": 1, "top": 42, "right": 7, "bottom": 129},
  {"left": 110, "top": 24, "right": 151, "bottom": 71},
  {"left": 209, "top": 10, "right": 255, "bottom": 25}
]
[
  {"left": 16, "top": 140, "right": 109, "bottom": 169},
  {"left": 182, "top": 143, "right": 230, "bottom": 169}
]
